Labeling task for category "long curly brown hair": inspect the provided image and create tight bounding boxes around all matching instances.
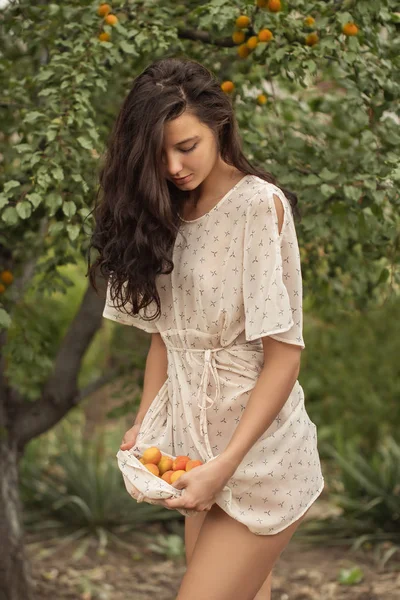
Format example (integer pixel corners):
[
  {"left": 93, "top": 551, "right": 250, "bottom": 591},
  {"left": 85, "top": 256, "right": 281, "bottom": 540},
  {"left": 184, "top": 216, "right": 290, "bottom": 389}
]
[{"left": 87, "top": 57, "right": 300, "bottom": 324}]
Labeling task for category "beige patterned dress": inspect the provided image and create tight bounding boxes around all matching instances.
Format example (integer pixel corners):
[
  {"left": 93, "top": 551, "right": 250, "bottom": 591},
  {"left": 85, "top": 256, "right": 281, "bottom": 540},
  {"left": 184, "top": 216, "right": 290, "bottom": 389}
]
[{"left": 103, "top": 174, "right": 324, "bottom": 535}]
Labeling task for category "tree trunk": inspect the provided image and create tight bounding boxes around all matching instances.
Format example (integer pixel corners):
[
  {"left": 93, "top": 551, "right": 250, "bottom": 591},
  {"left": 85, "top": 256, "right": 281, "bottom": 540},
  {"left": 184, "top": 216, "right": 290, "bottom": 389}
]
[{"left": 0, "top": 438, "right": 34, "bottom": 600}]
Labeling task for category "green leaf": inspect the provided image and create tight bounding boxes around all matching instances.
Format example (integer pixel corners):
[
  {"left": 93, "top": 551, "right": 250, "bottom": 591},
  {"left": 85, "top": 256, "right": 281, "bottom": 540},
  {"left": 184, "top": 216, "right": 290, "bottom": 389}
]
[
  {"left": 0, "top": 308, "right": 11, "bottom": 330},
  {"left": 66, "top": 224, "right": 80, "bottom": 241},
  {"left": 338, "top": 566, "right": 364, "bottom": 585},
  {"left": 48, "top": 221, "right": 64, "bottom": 235},
  {"left": 62, "top": 201, "right": 76, "bottom": 218},
  {"left": 23, "top": 111, "right": 44, "bottom": 124},
  {"left": 4, "top": 180, "right": 21, "bottom": 193},
  {"left": 26, "top": 193, "right": 43, "bottom": 209},
  {"left": 320, "top": 184, "right": 336, "bottom": 198},
  {"left": 77, "top": 137, "right": 93, "bottom": 150},
  {"left": 120, "top": 41, "right": 138, "bottom": 55},
  {"left": 52, "top": 166, "right": 64, "bottom": 182},
  {"left": 16, "top": 201, "right": 32, "bottom": 219},
  {"left": 344, "top": 185, "right": 361, "bottom": 202},
  {"left": 46, "top": 193, "right": 62, "bottom": 215},
  {"left": 319, "top": 168, "right": 338, "bottom": 182},
  {"left": 0, "top": 194, "right": 8, "bottom": 209},
  {"left": 1, "top": 206, "right": 18, "bottom": 225}
]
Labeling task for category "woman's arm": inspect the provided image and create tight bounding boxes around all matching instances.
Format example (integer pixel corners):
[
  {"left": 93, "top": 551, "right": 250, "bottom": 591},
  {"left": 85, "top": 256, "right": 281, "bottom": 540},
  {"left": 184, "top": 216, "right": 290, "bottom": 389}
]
[
  {"left": 134, "top": 333, "right": 168, "bottom": 426},
  {"left": 220, "top": 337, "right": 302, "bottom": 470}
]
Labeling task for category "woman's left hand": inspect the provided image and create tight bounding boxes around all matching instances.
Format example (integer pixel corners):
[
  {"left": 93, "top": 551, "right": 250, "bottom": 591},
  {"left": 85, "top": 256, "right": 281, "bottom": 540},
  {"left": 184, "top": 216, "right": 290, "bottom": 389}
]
[{"left": 162, "top": 454, "right": 237, "bottom": 512}]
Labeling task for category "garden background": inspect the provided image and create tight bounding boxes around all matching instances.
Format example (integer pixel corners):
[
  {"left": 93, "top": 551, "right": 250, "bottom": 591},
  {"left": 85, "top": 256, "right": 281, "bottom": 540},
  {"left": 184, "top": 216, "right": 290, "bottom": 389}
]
[{"left": 0, "top": 0, "right": 399, "bottom": 598}]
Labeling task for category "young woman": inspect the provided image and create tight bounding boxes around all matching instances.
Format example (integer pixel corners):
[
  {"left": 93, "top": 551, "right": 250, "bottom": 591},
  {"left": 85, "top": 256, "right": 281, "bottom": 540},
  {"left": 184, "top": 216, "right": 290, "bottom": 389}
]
[{"left": 88, "top": 57, "right": 324, "bottom": 600}]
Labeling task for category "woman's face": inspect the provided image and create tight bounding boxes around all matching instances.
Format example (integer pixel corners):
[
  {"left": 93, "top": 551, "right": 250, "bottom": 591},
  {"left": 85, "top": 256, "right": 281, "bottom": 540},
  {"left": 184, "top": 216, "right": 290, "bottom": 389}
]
[{"left": 162, "top": 111, "right": 219, "bottom": 190}]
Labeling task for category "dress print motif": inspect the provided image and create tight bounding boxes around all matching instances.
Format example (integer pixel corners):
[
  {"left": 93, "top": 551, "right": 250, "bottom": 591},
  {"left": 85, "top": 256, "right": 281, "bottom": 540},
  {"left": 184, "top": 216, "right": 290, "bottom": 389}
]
[{"left": 103, "top": 174, "right": 325, "bottom": 535}]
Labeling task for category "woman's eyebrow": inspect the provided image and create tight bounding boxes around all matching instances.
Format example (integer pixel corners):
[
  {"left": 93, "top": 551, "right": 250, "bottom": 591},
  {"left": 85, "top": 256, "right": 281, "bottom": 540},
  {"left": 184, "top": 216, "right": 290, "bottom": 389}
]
[{"left": 174, "top": 135, "right": 199, "bottom": 147}]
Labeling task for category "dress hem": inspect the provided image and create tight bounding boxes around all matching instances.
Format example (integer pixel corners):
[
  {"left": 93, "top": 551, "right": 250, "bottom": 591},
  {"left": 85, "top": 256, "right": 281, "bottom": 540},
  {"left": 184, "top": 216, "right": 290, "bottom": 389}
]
[
  {"left": 246, "top": 477, "right": 325, "bottom": 536},
  {"left": 102, "top": 309, "right": 158, "bottom": 333}
]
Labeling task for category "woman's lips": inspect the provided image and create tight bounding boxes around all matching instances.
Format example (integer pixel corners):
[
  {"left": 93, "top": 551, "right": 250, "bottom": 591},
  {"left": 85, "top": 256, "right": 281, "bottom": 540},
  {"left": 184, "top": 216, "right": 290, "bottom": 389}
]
[{"left": 173, "top": 174, "right": 193, "bottom": 184}]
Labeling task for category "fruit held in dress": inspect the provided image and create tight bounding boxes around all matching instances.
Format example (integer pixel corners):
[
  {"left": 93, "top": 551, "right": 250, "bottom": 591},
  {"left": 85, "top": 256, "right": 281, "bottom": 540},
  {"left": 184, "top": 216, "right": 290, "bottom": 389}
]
[{"left": 137, "top": 446, "right": 204, "bottom": 482}]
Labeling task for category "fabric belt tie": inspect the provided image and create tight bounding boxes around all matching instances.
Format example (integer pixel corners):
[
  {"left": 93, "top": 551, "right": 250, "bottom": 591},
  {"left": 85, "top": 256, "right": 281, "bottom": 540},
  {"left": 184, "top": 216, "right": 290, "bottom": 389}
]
[{"left": 168, "top": 346, "right": 224, "bottom": 461}]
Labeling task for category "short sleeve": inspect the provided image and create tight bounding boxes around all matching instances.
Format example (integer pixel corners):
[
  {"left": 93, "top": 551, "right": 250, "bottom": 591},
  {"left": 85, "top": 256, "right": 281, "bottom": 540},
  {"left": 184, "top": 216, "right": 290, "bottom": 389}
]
[
  {"left": 243, "top": 183, "right": 305, "bottom": 349},
  {"left": 102, "top": 278, "right": 159, "bottom": 334}
]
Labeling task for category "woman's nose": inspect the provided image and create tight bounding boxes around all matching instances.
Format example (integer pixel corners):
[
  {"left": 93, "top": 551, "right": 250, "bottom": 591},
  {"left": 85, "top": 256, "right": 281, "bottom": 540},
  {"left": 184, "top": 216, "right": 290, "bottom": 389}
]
[{"left": 162, "top": 153, "right": 183, "bottom": 176}]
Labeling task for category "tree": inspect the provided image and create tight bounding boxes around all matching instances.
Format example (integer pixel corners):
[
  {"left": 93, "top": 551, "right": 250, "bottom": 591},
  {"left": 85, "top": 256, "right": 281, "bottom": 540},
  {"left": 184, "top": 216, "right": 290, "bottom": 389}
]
[{"left": 0, "top": 0, "right": 399, "bottom": 596}]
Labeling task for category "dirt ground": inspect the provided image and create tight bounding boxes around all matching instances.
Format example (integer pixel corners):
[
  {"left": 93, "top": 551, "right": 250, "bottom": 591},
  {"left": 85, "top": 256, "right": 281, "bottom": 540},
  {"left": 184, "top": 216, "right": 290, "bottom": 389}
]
[{"left": 27, "top": 500, "right": 400, "bottom": 600}]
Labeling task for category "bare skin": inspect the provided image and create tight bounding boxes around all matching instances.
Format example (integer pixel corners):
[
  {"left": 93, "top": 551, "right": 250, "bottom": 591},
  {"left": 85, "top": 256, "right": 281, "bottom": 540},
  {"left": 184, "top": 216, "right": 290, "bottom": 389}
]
[
  {"left": 180, "top": 503, "right": 309, "bottom": 600},
  {"left": 161, "top": 109, "right": 245, "bottom": 220}
]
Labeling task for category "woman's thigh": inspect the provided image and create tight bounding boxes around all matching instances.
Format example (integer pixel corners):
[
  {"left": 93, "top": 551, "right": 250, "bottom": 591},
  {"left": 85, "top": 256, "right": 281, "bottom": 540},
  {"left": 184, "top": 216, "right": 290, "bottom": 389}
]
[
  {"left": 176, "top": 503, "right": 307, "bottom": 600},
  {"left": 184, "top": 511, "right": 208, "bottom": 565}
]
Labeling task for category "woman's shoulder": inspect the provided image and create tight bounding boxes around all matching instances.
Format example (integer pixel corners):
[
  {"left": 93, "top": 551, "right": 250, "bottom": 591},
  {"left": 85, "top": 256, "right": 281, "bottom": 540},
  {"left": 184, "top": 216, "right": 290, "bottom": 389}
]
[{"left": 244, "top": 176, "right": 289, "bottom": 210}]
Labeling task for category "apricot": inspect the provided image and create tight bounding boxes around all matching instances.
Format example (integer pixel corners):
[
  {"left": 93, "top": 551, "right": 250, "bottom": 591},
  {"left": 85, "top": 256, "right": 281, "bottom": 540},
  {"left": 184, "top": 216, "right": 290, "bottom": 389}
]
[
  {"left": 236, "top": 15, "right": 250, "bottom": 29},
  {"left": 305, "top": 32, "right": 319, "bottom": 46},
  {"left": 144, "top": 463, "right": 159, "bottom": 476},
  {"left": 161, "top": 470, "right": 174, "bottom": 484},
  {"left": 0, "top": 270, "right": 13, "bottom": 285},
  {"left": 139, "top": 457, "right": 146, "bottom": 464},
  {"left": 185, "top": 459, "right": 203, "bottom": 472},
  {"left": 232, "top": 30, "right": 245, "bottom": 45},
  {"left": 104, "top": 14, "right": 118, "bottom": 26},
  {"left": 142, "top": 446, "right": 162, "bottom": 465},
  {"left": 267, "top": 0, "right": 281, "bottom": 12},
  {"left": 170, "top": 470, "right": 186, "bottom": 483},
  {"left": 97, "top": 3, "right": 111, "bottom": 17},
  {"left": 157, "top": 455, "right": 173, "bottom": 475},
  {"left": 221, "top": 81, "right": 235, "bottom": 93},
  {"left": 304, "top": 16, "right": 315, "bottom": 27},
  {"left": 238, "top": 44, "right": 251, "bottom": 58},
  {"left": 98, "top": 32, "right": 111, "bottom": 42},
  {"left": 257, "top": 94, "right": 268, "bottom": 105},
  {"left": 0, "top": 284, "right": 5, "bottom": 294},
  {"left": 342, "top": 22, "right": 358, "bottom": 36},
  {"left": 256, "top": 0, "right": 268, "bottom": 6},
  {"left": 258, "top": 29, "right": 273, "bottom": 42},
  {"left": 246, "top": 36, "right": 259, "bottom": 50},
  {"left": 172, "top": 455, "right": 190, "bottom": 471}
]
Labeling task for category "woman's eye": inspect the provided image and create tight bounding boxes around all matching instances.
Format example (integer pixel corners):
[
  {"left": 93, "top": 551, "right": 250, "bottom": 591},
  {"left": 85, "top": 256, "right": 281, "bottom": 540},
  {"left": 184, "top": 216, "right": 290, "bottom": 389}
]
[{"left": 181, "top": 144, "right": 197, "bottom": 154}]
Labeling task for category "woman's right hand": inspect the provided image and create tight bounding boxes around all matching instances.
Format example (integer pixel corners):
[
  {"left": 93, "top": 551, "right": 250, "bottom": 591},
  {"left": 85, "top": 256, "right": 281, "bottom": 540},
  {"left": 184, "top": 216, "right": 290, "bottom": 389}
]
[{"left": 120, "top": 423, "right": 142, "bottom": 451}]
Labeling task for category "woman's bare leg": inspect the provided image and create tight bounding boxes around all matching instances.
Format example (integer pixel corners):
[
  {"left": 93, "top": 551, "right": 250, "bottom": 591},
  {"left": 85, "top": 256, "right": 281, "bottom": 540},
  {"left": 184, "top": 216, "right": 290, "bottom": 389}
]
[
  {"left": 185, "top": 510, "right": 272, "bottom": 599},
  {"left": 177, "top": 503, "right": 308, "bottom": 600}
]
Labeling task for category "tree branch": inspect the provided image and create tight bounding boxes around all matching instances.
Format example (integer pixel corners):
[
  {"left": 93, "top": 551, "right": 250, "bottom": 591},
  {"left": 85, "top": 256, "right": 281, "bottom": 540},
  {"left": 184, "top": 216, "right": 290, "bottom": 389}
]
[
  {"left": 177, "top": 27, "right": 235, "bottom": 48},
  {"left": 14, "top": 276, "right": 106, "bottom": 450}
]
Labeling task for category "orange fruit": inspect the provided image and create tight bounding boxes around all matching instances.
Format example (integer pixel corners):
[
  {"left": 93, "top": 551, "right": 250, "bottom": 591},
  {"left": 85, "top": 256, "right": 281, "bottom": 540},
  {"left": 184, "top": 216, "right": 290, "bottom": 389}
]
[
  {"left": 142, "top": 446, "right": 162, "bottom": 465},
  {"left": 221, "top": 81, "right": 235, "bottom": 93},
  {"left": 98, "top": 32, "right": 111, "bottom": 42},
  {"left": 342, "top": 22, "right": 358, "bottom": 36},
  {"left": 0, "top": 270, "right": 13, "bottom": 285},
  {"left": 246, "top": 36, "right": 258, "bottom": 49},
  {"left": 157, "top": 455, "right": 173, "bottom": 475},
  {"left": 236, "top": 15, "right": 250, "bottom": 29},
  {"left": 161, "top": 470, "right": 174, "bottom": 484},
  {"left": 97, "top": 3, "right": 111, "bottom": 17},
  {"left": 172, "top": 455, "right": 190, "bottom": 471},
  {"left": 257, "top": 94, "right": 268, "bottom": 105},
  {"left": 232, "top": 30, "right": 245, "bottom": 44},
  {"left": 0, "top": 283, "right": 5, "bottom": 294},
  {"left": 185, "top": 459, "right": 203, "bottom": 472},
  {"left": 305, "top": 32, "right": 319, "bottom": 46},
  {"left": 238, "top": 43, "right": 251, "bottom": 58},
  {"left": 258, "top": 28, "right": 273, "bottom": 42},
  {"left": 304, "top": 16, "right": 315, "bottom": 27},
  {"left": 267, "top": 0, "right": 281, "bottom": 12},
  {"left": 170, "top": 470, "right": 186, "bottom": 483},
  {"left": 104, "top": 14, "right": 118, "bottom": 26},
  {"left": 144, "top": 463, "right": 159, "bottom": 476}
]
